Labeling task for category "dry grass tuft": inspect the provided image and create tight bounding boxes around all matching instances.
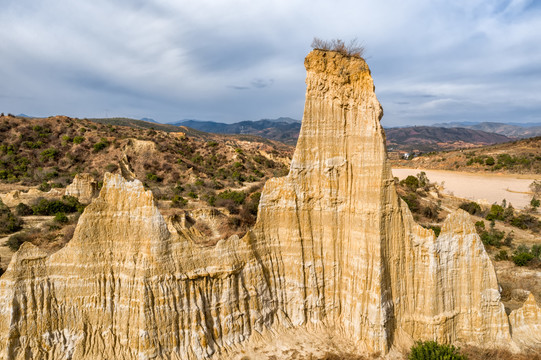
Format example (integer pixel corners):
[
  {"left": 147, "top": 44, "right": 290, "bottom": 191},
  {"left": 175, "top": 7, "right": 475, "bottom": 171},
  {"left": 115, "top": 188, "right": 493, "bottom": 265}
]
[{"left": 311, "top": 38, "right": 365, "bottom": 58}]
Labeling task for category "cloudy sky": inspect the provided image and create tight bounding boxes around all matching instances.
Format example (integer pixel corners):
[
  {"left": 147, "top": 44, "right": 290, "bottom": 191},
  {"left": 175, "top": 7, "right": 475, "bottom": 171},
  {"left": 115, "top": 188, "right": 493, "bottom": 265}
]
[{"left": 1, "top": 0, "right": 540, "bottom": 126}]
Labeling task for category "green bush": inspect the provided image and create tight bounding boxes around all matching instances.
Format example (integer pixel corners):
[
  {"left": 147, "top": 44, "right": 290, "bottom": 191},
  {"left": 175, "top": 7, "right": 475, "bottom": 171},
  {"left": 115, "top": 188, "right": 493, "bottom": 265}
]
[
  {"left": 32, "top": 196, "right": 84, "bottom": 215},
  {"left": 459, "top": 201, "right": 482, "bottom": 216},
  {"left": 495, "top": 250, "right": 509, "bottom": 261},
  {"left": 39, "top": 181, "right": 52, "bottom": 192},
  {"left": 15, "top": 202, "right": 33, "bottom": 216},
  {"left": 40, "top": 148, "right": 59, "bottom": 162},
  {"left": 231, "top": 170, "right": 246, "bottom": 182},
  {"left": 400, "top": 175, "right": 420, "bottom": 191},
  {"left": 73, "top": 136, "right": 84, "bottom": 144},
  {"left": 486, "top": 204, "right": 505, "bottom": 221},
  {"left": 509, "top": 213, "right": 539, "bottom": 231},
  {"left": 146, "top": 173, "right": 162, "bottom": 182},
  {"left": 93, "top": 138, "right": 110, "bottom": 152},
  {"left": 479, "top": 227, "right": 505, "bottom": 247},
  {"left": 171, "top": 195, "right": 188, "bottom": 208},
  {"left": 485, "top": 157, "right": 495, "bottom": 166},
  {"left": 54, "top": 212, "right": 69, "bottom": 224},
  {"left": 408, "top": 340, "right": 467, "bottom": 360},
  {"left": 6, "top": 232, "right": 31, "bottom": 251},
  {"left": 511, "top": 245, "right": 538, "bottom": 266},
  {"left": 0, "top": 200, "right": 23, "bottom": 234},
  {"left": 217, "top": 190, "right": 246, "bottom": 205},
  {"left": 512, "top": 252, "right": 535, "bottom": 266}
]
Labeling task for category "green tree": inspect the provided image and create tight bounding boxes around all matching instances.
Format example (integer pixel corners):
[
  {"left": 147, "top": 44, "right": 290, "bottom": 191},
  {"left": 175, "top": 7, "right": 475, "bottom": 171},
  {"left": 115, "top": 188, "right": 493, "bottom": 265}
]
[{"left": 400, "top": 175, "right": 420, "bottom": 191}]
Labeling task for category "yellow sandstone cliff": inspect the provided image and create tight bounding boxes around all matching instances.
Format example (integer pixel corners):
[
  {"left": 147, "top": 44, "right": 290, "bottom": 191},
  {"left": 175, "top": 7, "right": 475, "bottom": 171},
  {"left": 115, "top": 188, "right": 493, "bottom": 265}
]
[{"left": 0, "top": 50, "right": 539, "bottom": 359}]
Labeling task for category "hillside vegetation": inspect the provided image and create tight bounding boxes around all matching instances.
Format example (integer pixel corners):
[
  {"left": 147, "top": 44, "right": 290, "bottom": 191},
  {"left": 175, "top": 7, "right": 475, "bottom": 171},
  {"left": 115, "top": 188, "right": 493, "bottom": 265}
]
[{"left": 0, "top": 114, "right": 293, "bottom": 247}]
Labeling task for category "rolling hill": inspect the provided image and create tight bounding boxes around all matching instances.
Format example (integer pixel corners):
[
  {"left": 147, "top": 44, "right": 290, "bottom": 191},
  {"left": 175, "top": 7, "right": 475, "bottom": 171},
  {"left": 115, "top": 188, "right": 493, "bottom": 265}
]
[
  {"left": 434, "top": 121, "right": 541, "bottom": 138},
  {"left": 173, "top": 118, "right": 301, "bottom": 145},
  {"left": 385, "top": 126, "right": 512, "bottom": 152}
]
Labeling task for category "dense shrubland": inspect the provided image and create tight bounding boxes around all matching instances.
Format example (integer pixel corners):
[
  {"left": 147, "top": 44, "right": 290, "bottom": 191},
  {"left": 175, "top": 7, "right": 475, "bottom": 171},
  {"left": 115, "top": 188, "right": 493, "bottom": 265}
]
[
  {"left": 0, "top": 115, "right": 290, "bottom": 189},
  {"left": 0, "top": 114, "right": 293, "bottom": 248},
  {"left": 457, "top": 196, "right": 540, "bottom": 267}
]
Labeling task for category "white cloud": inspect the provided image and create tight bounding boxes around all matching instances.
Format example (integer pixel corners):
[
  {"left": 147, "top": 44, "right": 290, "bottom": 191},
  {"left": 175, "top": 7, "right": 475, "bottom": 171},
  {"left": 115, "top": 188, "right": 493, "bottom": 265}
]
[{"left": 0, "top": 0, "right": 540, "bottom": 125}]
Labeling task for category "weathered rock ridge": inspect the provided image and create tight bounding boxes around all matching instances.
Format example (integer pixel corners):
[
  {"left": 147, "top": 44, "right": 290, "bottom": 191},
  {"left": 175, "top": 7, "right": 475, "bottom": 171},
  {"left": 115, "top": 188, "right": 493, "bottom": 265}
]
[
  {"left": 0, "top": 50, "right": 539, "bottom": 359},
  {"left": 65, "top": 173, "right": 98, "bottom": 204}
]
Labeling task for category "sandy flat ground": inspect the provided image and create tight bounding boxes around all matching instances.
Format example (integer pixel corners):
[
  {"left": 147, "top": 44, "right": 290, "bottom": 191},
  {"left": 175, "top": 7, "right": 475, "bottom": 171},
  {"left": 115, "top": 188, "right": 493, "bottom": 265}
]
[{"left": 392, "top": 168, "right": 540, "bottom": 209}]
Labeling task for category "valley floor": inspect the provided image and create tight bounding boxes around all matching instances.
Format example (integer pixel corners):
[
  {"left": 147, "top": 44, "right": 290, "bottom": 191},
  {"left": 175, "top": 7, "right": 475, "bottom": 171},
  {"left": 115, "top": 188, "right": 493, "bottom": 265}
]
[{"left": 392, "top": 168, "right": 539, "bottom": 209}]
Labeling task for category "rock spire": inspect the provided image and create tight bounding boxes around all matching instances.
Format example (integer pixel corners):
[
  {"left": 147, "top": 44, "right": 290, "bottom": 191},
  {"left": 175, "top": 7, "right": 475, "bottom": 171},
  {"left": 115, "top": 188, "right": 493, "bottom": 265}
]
[{"left": 0, "top": 50, "right": 539, "bottom": 359}]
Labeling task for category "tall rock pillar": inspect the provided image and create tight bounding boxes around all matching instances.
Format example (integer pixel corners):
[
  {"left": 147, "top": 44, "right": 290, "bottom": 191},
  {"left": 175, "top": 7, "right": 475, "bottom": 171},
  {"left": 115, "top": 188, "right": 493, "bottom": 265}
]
[{"left": 254, "top": 49, "right": 394, "bottom": 352}]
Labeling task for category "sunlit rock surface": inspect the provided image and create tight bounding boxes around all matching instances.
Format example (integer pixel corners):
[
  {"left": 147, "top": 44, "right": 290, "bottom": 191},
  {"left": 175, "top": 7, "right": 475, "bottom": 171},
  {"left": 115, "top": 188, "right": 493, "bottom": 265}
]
[
  {"left": 509, "top": 293, "right": 541, "bottom": 349},
  {"left": 65, "top": 173, "right": 98, "bottom": 203},
  {"left": 0, "top": 50, "right": 537, "bottom": 359}
]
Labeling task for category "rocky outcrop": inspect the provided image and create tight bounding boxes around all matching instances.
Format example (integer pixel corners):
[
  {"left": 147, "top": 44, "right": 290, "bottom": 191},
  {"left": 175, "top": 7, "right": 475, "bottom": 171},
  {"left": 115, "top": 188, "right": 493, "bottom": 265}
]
[
  {"left": 509, "top": 293, "right": 541, "bottom": 349},
  {"left": 65, "top": 173, "right": 98, "bottom": 203},
  {"left": 0, "top": 173, "right": 275, "bottom": 359},
  {"left": 0, "top": 188, "right": 64, "bottom": 207},
  {"left": 0, "top": 49, "right": 538, "bottom": 359},
  {"left": 251, "top": 50, "right": 511, "bottom": 353}
]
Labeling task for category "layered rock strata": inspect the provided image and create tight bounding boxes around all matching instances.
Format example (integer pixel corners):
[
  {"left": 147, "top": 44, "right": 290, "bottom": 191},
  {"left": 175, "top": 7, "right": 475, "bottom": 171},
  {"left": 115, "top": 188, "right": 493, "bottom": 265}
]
[
  {"left": 509, "top": 293, "right": 541, "bottom": 349},
  {"left": 0, "top": 173, "right": 275, "bottom": 359},
  {"left": 0, "top": 50, "right": 539, "bottom": 359},
  {"left": 251, "top": 50, "right": 511, "bottom": 353}
]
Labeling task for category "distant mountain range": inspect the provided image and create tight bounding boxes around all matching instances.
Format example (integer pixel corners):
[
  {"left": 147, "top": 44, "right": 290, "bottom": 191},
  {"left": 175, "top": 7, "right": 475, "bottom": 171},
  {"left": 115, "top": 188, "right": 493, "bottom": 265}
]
[
  {"left": 11, "top": 113, "right": 537, "bottom": 151},
  {"left": 172, "top": 118, "right": 302, "bottom": 145},
  {"left": 173, "top": 119, "right": 515, "bottom": 151},
  {"left": 385, "top": 126, "right": 512, "bottom": 152},
  {"left": 433, "top": 121, "right": 541, "bottom": 138}
]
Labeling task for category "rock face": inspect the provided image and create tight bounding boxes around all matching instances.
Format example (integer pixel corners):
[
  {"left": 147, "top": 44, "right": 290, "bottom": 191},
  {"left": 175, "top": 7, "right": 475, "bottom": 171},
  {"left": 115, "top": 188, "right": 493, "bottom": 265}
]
[
  {"left": 0, "top": 50, "right": 538, "bottom": 359},
  {"left": 509, "top": 293, "right": 541, "bottom": 349},
  {"left": 65, "top": 173, "right": 98, "bottom": 203},
  {"left": 0, "top": 173, "right": 275, "bottom": 359},
  {"left": 0, "top": 188, "right": 64, "bottom": 207},
  {"left": 251, "top": 50, "right": 511, "bottom": 353}
]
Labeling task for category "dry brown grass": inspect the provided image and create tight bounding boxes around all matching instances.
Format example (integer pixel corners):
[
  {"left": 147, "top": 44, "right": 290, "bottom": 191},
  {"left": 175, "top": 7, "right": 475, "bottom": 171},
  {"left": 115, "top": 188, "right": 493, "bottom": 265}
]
[
  {"left": 461, "top": 346, "right": 541, "bottom": 360},
  {"left": 311, "top": 38, "right": 365, "bottom": 58}
]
